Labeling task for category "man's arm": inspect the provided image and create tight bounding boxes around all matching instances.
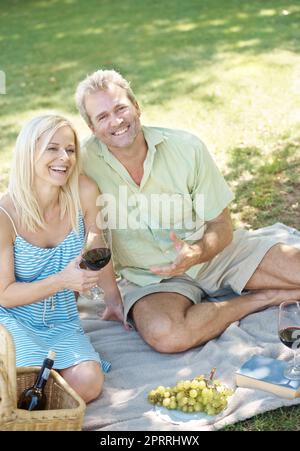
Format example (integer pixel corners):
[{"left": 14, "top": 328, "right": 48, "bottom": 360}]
[
  {"left": 79, "top": 175, "right": 130, "bottom": 329},
  {"left": 150, "top": 208, "right": 233, "bottom": 277},
  {"left": 190, "top": 207, "right": 233, "bottom": 264}
]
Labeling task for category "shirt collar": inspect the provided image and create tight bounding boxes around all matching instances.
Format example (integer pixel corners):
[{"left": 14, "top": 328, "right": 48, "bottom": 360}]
[{"left": 94, "top": 125, "right": 165, "bottom": 162}]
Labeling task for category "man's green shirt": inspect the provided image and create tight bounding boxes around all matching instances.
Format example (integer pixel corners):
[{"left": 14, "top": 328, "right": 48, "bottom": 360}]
[{"left": 82, "top": 126, "right": 234, "bottom": 286}]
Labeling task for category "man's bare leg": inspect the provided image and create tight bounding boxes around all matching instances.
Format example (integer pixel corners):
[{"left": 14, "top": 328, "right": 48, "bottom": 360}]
[
  {"left": 246, "top": 244, "right": 300, "bottom": 289},
  {"left": 132, "top": 288, "right": 300, "bottom": 353}
]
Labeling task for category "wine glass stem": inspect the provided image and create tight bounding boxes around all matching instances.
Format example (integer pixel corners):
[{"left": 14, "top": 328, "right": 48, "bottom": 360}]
[{"left": 293, "top": 351, "right": 297, "bottom": 369}]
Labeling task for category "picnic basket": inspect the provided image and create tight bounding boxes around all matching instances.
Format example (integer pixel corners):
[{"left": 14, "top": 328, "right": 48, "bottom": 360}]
[{"left": 0, "top": 324, "right": 86, "bottom": 431}]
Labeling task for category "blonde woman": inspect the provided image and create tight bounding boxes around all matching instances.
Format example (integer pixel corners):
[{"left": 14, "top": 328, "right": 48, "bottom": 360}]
[{"left": 0, "top": 114, "right": 125, "bottom": 403}]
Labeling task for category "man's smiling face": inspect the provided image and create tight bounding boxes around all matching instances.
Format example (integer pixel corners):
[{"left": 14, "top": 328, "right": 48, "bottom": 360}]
[{"left": 85, "top": 84, "right": 142, "bottom": 152}]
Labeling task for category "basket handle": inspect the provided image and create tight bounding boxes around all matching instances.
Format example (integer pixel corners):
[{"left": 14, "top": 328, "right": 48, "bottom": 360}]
[
  {"left": 0, "top": 366, "right": 17, "bottom": 425},
  {"left": 0, "top": 325, "right": 17, "bottom": 406}
]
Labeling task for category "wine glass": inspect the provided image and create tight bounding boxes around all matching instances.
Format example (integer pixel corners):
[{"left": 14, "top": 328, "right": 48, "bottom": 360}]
[
  {"left": 157, "top": 222, "right": 208, "bottom": 260},
  {"left": 79, "top": 223, "right": 112, "bottom": 300},
  {"left": 278, "top": 301, "right": 300, "bottom": 380}
]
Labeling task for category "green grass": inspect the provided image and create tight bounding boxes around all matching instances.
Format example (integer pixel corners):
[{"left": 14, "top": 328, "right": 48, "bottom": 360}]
[
  {"left": 1, "top": 0, "right": 300, "bottom": 430},
  {"left": 222, "top": 404, "right": 300, "bottom": 431}
]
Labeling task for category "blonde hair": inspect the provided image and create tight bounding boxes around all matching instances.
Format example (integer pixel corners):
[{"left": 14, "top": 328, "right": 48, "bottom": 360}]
[
  {"left": 8, "top": 114, "right": 82, "bottom": 233},
  {"left": 75, "top": 69, "right": 137, "bottom": 126}
]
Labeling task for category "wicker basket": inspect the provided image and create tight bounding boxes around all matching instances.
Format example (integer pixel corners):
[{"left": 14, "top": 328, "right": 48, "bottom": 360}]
[{"left": 0, "top": 324, "right": 86, "bottom": 431}]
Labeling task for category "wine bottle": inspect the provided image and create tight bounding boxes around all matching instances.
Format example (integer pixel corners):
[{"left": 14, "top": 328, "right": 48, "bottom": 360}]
[{"left": 17, "top": 350, "right": 56, "bottom": 411}]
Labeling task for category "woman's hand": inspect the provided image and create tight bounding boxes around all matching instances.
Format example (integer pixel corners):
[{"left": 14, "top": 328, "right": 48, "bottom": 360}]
[{"left": 58, "top": 256, "right": 101, "bottom": 293}]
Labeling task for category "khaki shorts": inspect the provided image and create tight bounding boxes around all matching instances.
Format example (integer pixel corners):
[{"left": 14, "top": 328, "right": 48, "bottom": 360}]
[{"left": 119, "top": 229, "right": 284, "bottom": 322}]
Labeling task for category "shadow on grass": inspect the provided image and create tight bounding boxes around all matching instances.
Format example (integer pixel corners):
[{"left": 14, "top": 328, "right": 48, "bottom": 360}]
[
  {"left": 224, "top": 136, "right": 300, "bottom": 229},
  {"left": 1, "top": 0, "right": 299, "bottom": 222},
  {"left": 0, "top": 0, "right": 300, "bottom": 117}
]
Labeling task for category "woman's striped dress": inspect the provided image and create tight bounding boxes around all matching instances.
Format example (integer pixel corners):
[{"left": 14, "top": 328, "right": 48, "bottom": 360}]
[{"left": 0, "top": 207, "right": 110, "bottom": 373}]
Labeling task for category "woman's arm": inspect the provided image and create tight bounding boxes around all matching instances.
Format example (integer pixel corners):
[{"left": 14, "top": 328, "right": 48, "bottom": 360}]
[{"left": 0, "top": 211, "right": 101, "bottom": 308}]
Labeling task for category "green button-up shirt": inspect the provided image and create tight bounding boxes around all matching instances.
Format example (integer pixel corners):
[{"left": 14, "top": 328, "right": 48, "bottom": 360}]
[{"left": 81, "top": 126, "right": 234, "bottom": 286}]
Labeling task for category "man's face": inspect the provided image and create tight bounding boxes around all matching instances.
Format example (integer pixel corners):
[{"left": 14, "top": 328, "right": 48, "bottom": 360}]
[{"left": 85, "top": 84, "right": 142, "bottom": 151}]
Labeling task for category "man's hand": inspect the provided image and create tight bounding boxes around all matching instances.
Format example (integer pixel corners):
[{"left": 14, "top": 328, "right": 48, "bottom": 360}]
[
  {"left": 149, "top": 230, "right": 202, "bottom": 277},
  {"left": 100, "top": 299, "right": 132, "bottom": 331},
  {"left": 150, "top": 209, "right": 233, "bottom": 277}
]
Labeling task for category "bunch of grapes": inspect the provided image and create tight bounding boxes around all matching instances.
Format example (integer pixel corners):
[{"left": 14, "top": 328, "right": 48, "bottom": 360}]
[{"left": 148, "top": 368, "right": 234, "bottom": 416}]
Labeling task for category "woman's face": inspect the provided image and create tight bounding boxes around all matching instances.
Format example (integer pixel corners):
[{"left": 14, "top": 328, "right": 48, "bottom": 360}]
[{"left": 34, "top": 125, "right": 77, "bottom": 187}]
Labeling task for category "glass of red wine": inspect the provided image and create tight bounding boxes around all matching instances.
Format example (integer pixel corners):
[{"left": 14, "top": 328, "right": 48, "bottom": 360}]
[
  {"left": 278, "top": 301, "right": 300, "bottom": 380},
  {"left": 79, "top": 223, "right": 112, "bottom": 300}
]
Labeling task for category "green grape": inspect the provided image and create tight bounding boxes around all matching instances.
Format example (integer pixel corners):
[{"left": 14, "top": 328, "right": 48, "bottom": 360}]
[
  {"left": 223, "top": 388, "right": 234, "bottom": 397},
  {"left": 198, "top": 380, "right": 206, "bottom": 389},
  {"left": 190, "top": 380, "right": 200, "bottom": 389},
  {"left": 194, "top": 402, "right": 202, "bottom": 412},
  {"left": 157, "top": 385, "right": 165, "bottom": 394},
  {"left": 177, "top": 399, "right": 183, "bottom": 408},
  {"left": 176, "top": 391, "right": 184, "bottom": 401},
  {"left": 189, "top": 389, "right": 198, "bottom": 398},
  {"left": 195, "top": 375, "right": 205, "bottom": 381},
  {"left": 181, "top": 396, "right": 188, "bottom": 406},
  {"left": 183, "top": 380, "right": 191, "bottom": 390},
  {"left": 201, "top": 396, "right": 208, "bottom": 405},
  {"left": 162, "top": 398, "right": 171, "bottom": 408},
  {"left": 147, "top": 369, "right": 234, "bottom": 417},
  {"left": 212, "top": 400, "right": 221, "bottom": 408},
  {"left": 176, "top": 381, "right": 185, "bottom": 391},
  {"left": 202, "top": 387, "right": 209, "bottom": 397}
]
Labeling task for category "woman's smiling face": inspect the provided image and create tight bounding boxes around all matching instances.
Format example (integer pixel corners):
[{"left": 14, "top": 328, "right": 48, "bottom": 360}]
[{"left": 34, "top": 125, "right": 77, "bottom": 187}]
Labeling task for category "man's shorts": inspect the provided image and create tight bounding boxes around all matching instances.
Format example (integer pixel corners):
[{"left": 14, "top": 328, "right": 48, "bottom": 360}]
[{"left": 119, "top": 229, "right": 285, "bottom": 322}]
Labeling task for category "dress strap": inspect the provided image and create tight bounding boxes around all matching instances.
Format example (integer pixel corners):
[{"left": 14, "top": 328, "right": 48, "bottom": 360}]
[{"left": 0, "top": 206, "right": 18, "bottom": 236}]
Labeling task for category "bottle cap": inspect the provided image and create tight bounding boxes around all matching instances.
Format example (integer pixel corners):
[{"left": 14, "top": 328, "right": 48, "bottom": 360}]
[{"left": 47, "top": 350, "right": 56, "bottom": 361}]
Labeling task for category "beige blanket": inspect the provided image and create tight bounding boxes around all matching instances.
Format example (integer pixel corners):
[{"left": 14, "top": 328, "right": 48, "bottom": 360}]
[{"left": 80, "top": 224, "right": 300, "bottom": 431}]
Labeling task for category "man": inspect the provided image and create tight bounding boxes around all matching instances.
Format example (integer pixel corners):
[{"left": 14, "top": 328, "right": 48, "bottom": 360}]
[{"left": 75, "top": 69, "right": 300, "bottom": 353}]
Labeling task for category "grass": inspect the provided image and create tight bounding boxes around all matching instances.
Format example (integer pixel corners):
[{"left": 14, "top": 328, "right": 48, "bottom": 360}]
[
  {"left": 223, "top": 404, "right": 300, "bottom": 431},
  {"left": 1, "top": 0, "right": 300, "bottom": 430}
]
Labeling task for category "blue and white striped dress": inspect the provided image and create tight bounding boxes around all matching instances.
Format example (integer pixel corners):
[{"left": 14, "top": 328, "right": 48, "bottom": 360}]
[{"left": 0, "top": 207, "right": 110, "bottom": 373}]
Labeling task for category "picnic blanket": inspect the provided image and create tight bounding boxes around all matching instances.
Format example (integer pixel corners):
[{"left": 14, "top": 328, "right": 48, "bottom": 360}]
[{"left": 80, "top": 223, "right": 300, "bottom": 431}]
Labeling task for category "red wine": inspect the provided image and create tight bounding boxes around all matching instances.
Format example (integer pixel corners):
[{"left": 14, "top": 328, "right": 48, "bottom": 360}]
[
  {"left": 81, "top": 248, "right": 111, "bottom": 271},
  {"left": 279, "top": 327, "right": 300, "bottom": 349},
  {"left": 17, "top": 350, "right": 55, "bottom": 411}
]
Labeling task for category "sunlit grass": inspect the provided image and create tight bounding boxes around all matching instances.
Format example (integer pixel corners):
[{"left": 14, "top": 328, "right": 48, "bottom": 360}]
[{"left": 1, "top": 0, "right": 300, "bottom": 430}]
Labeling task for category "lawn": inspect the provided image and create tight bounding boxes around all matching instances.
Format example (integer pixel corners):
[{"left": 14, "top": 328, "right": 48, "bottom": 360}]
[{"left": 1, "top": 0, "right": 300, "bottom": 430}]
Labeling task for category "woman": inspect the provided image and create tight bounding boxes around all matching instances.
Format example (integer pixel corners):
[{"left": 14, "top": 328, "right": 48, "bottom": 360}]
[{"left": 0, "top": 114, "right": 125, "bottom": 403}]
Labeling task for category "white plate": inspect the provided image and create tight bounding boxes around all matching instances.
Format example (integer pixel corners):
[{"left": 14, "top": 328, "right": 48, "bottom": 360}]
[{"left": 155, "top": 405, "right": 219, "bottom": 424}]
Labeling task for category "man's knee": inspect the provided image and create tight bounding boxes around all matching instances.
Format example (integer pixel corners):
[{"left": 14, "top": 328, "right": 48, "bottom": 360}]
[{"left": 138, "top": 315, "right": 190, "bottom": 353}]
